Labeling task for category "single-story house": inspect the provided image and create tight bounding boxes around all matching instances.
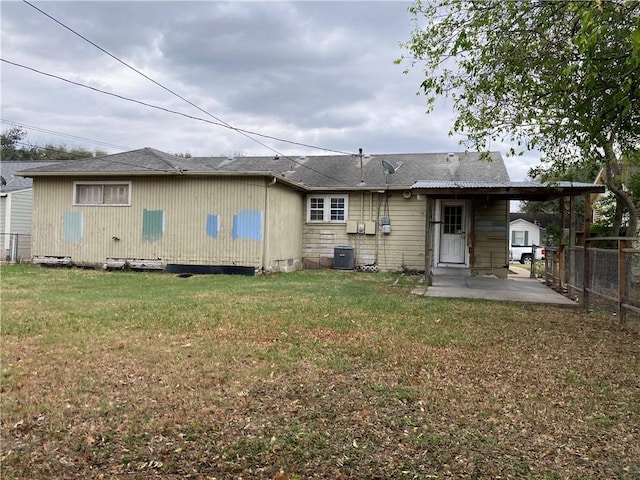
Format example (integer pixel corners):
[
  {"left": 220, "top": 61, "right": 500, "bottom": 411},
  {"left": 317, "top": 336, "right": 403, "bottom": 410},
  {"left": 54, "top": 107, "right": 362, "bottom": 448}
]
[
  {"left": 1, "top": 161, "right": 59, "bottom": 262},
  {"left": 17, "top": 148, "right": 604, "bottom": 278},
  {"left": 509, "top": 216, "right": 544, "bottom": 245},
  {"left": 509, "top": 216, "right": 544, "bottom": 262}
]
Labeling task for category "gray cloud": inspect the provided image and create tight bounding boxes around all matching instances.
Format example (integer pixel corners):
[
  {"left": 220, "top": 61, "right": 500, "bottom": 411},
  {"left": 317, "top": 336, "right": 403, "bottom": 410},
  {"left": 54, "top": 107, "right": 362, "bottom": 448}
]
[{"left": 1, "top": 1, "right": 539, "bottom": 180}]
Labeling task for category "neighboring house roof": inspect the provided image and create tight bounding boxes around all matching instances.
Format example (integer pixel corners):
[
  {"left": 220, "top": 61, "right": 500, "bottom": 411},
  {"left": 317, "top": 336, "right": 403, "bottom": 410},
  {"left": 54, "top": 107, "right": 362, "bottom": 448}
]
[
  {"left": 510, "top": 218, "right": 542, "bottom": 228},
  {"left": 509, "top": 212, "right": 556, "bottom": 228},
  {"left": 1, "top": 161, "right": 60, "bottom": 194},
  {"left": 16, "top": 148, "right": 510, "bottom": 191}
]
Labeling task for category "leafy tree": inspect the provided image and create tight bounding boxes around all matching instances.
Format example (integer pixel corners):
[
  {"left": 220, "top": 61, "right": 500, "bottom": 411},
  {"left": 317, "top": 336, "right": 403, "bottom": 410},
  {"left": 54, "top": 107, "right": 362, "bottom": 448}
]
[
  {"left": 519, "top": 159, "right": 601, "bottom": 244},
  {"left": 592, "top": 150, "right": 640, "bottom": 236},
  {"left": 1, "top": 127, "right": 39, "bottom": 160},
  {"left": 1, "top": 126, "right": 107, "bottom": 161},
  {"left": 399, "top": 0, "right": 640, "bottom": 236},
  {"left": 37, "top": 143, "right": 107, "bottom": 161}
]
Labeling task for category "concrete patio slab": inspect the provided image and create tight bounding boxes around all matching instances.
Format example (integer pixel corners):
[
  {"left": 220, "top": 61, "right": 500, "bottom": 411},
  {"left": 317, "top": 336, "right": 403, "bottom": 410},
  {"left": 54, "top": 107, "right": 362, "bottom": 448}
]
[{"left": 420, "top": 266, "right": 578, "bottom": 306}]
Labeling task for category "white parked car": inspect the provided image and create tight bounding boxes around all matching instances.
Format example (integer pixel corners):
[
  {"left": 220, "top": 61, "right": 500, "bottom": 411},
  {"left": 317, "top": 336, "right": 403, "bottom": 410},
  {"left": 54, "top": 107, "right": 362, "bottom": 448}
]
[{"left": 510, "top": 244, "right": 545, "bottom": 264}]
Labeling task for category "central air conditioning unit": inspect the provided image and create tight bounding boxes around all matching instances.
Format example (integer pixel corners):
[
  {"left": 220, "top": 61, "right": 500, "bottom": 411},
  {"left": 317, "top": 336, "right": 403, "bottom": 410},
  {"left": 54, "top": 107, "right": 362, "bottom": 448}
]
[{"left": 333, "top": 246, "right": 355, "bottom": 270}]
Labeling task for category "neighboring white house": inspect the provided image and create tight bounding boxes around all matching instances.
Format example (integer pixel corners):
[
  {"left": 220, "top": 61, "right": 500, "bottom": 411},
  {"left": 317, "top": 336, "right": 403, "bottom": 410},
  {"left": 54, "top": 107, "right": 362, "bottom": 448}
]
[
  {"left": 0, "top": 161, "right": 58, "bottom": 262},
  {"left": 509, "top": 217, "right": 544, "bottom": 263}
]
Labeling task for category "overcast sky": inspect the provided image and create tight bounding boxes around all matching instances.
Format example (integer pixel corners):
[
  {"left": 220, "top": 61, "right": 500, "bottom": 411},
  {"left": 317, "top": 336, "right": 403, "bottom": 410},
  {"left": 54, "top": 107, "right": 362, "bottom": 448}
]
[{"left": 1, "top": 0, "right": 539, "bottom": 180}]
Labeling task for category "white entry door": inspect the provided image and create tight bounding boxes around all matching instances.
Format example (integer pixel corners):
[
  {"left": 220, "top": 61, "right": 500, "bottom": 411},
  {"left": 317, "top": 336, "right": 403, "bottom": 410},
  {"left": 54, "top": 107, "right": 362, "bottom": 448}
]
[{"left": 439, "top": 202, "right": 467, "bottom": 264}]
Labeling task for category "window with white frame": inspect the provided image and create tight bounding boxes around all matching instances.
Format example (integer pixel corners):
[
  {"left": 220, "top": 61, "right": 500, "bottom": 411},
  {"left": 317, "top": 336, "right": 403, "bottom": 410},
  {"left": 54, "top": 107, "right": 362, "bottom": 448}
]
[
  {"left": 511, "top": 230, "right": 529, "bottom": 246},
  {"left": 74, "top": 182, "right": 131, "bottom": 206},
  {"left": 307, "top": 195, "right": 348, "bottom": 223}
]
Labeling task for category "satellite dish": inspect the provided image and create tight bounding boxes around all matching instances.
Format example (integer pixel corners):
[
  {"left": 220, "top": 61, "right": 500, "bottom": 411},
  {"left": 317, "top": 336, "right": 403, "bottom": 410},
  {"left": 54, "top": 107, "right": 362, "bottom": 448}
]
[
  {"left": 0, "top": 176, "right": 6, "bottom": 186},
  {"left": 382, "top": 160, "right": 395, "bottom": 174}
]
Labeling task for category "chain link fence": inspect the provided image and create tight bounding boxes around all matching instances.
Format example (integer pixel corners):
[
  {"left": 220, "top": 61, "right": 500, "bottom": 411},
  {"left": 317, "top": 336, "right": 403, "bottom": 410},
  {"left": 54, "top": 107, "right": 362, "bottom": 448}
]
[
  {"left": 0, "top": 233, "right": 32, "bottom": 263},
  {"left": 545, "top": 238, "right": 640, "bottom": 322}
]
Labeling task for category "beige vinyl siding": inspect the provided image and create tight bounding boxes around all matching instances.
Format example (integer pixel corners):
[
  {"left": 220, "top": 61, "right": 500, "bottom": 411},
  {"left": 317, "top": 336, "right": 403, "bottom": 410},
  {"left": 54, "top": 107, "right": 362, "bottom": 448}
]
[
  {"left": 264, "top": 183, "right": 303, "bottom": 272},
  {"left": 470, "top": 199, "right": 509, "bottom": 278},
  {"left": 32, "top": 178, "right": 72, "bottom": 257},
  {"left": 32, "top": 175, "right": 302, "bottom": 269},
  {"left": 302, "top": 191, "right": 426, "bottom": 272},
  {"left": 376, "top": 192, "right": 426, "bottom": 271}
]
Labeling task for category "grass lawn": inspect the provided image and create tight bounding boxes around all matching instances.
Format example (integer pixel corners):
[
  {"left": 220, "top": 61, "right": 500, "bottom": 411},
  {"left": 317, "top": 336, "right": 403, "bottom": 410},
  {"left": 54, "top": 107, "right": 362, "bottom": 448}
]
[{"left": 1, "top": 264, "right": 638, "bottom": 479}]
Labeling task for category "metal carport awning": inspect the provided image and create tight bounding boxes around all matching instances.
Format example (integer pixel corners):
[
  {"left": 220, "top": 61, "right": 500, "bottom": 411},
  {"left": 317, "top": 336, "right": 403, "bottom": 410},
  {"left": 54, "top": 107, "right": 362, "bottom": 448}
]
[
  {"left": 411, "top": 180, "right": 606, "bottom": 288},
  {"left": 410, "top": 180, "right": 605, "bottom": 200}
]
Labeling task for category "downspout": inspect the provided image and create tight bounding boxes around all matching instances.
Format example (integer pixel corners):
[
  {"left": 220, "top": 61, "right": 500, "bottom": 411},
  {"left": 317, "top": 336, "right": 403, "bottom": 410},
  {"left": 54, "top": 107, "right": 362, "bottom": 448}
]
[
  {"left": 262, "top": 176, "right": 277, "bottom": 272},
  {"left": 424, "top": 196, "right": 433, "bottom": 286},
  {"left": 4, "top": 193, "right": 12, "bottom": 251},
  {"left": 375, "top": 192, "right": 383, "bottom": 268},
  {"left": 358, "top": 191, "right": 365, "bottom": 265}
]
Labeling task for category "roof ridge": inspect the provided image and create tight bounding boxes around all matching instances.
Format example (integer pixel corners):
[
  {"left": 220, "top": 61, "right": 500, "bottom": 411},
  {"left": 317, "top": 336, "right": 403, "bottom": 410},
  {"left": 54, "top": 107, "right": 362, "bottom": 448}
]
[{"left": 144, "top": 147, "right": 183, "bottom": 173}]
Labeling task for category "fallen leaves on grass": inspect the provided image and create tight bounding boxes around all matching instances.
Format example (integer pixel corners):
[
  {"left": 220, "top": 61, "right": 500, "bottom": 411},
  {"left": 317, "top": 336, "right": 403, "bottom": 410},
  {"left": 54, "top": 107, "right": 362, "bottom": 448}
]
[{"left": 1, "top": 268, "right": 639, "bottom": 479}]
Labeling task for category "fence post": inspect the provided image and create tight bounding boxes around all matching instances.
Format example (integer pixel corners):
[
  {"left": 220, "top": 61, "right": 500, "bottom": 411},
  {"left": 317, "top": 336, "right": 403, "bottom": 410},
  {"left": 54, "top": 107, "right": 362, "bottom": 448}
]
[
  {"left": 583, "top": 194, "right": 593, "bottom": 310},
  {"left": 619, "top": 238, "right": 629, "bottom": 323},
  {"left": 559, "top": 196, "right": 565, "bottom": 291},
  {"left": 569, "top": 195, "right": 576, "bottom": 291},
  {"left": 8, "top": 234, "right": 18, "bottom": 263}
]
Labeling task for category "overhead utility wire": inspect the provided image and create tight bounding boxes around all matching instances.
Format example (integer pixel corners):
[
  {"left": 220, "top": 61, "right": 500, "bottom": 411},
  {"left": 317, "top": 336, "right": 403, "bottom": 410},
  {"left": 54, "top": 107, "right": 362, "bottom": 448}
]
[
  {"left": 1, "top": 59, "right": 235, "bottom": 126},
  {"left": 4, "top": 121, "right": 174, "bottom": 173},
  {"left": 11, "top": 140, "right": 175, "bottom": 172},
  {"left": 1, "top": 59, "right": 351, "bottom": 185},
  {"left": 20, "top": 0, "right": 354, "bottom": 186},
  {"left": 13, "top": 140, "right": 101, "bottom": 159},
  {"left": 21, "top": 0, "right": 354, "bottom": 158},
  {"left": 1, "top": 119, "right": 131, "bottom": 151},
  {"left": 2, "top": 60, "right": 332, "bottom": 156}
]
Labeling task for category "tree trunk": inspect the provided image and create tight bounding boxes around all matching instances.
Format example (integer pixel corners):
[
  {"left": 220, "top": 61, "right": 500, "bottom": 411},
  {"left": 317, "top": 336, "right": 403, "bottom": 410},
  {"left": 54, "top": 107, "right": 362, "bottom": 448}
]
[
  {"left": 603, "top": 142, "right": 639, "bottom": 237},
  {"left": 612, "top": 196, "right": 624, "bottom": 236}
]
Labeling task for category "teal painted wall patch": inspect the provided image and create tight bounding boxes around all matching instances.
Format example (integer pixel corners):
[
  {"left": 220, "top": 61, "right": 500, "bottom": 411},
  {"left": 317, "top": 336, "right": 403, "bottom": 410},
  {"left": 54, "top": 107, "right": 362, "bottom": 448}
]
[
  {"left": 142, "top": 209, "right": 164, "bottom": 242},
  {"left": 63, "top": 211, "right": 83, "bottom": 243}
]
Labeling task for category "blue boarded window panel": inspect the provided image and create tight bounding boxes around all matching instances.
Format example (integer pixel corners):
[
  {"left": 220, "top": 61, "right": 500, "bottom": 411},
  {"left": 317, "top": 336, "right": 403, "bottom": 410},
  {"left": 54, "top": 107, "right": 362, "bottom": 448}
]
[
  {"left": 232, "top": 210, "right": 262, "bottom": 241},
  {"left": 63, "top": 211, "right": 83, "bottom": 243},
  {"left": 142, "top": 209, "right": 164, "bottom": 243},
  {"left": 206, "top": 214, "right": 219, "bottom": 238}
]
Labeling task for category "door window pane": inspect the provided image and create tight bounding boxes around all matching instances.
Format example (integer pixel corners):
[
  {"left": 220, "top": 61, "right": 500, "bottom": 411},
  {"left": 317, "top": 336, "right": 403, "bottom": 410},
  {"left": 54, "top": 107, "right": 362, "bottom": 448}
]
[{"left": 443, "top": 205, "right": 462, "bottom": 234}]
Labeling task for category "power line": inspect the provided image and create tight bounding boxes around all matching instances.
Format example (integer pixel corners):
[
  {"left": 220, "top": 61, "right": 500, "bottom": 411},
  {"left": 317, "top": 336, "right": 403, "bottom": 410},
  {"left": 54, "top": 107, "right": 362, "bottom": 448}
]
[
  {"left": 9, "top": 140, "right": 174, "bottom": 172},
  {"left": 10, "top": 140, "right": 103, "bottom": 160},
  {"left": 16, "top": 1, "right": 356, "bottom": 185},
  {"left": 1, "top": 58, "right": 352, "bottom": 185},
  {"left": 1, "top": 58, "right": 352, "bottom": 160},
  {"left": 1, "top": 119, "right": 131, "bottom": 151},
  {"left": 21, "top": 0, "right": 356, "bottom": 158}
]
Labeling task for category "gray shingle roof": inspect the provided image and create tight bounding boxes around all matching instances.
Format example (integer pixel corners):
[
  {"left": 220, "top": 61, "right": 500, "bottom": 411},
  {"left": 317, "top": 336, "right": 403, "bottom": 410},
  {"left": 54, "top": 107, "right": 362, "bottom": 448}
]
[
  {"left": 16, "top": 148, "right": 511, "bottom": 190},
  {"left": 1, "top": 161, "right": 60, "bottom": 193},
  {"left": 14, "top": 148, "right": 188, "bottom": 175},
  {"left": 282, "top": 151, "right": 509, "bottom": 188}
]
